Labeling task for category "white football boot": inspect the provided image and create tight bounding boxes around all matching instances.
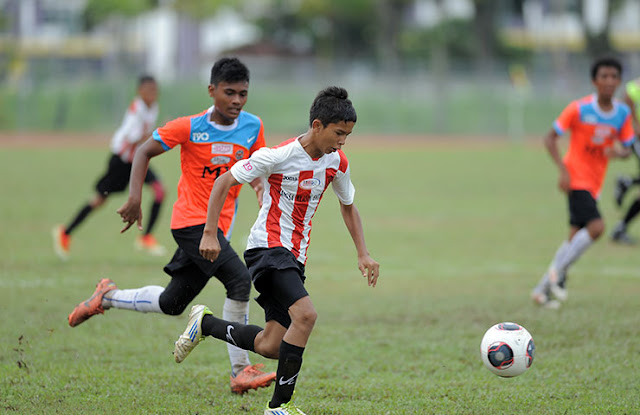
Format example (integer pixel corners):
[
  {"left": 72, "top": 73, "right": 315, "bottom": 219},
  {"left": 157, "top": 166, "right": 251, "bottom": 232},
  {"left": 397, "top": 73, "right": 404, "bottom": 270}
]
[{"left": 174, "top": 304, "right": 212, "bottom": 363}]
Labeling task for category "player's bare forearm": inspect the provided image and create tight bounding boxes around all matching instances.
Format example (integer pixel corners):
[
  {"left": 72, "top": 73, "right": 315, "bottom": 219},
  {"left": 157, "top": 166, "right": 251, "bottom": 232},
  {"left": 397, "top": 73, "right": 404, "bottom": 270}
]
[
  {"left": 250, "top": 178, "right": 264, "bottom": 207},
  {"left": 117, "top": 138, "right": 164, "bottom": 232},
  {"left": 339, "top": 202, "right": 380, "bottom": 287},
  {"left": 200, "top": 171, "right": 240, "bottom": 261},
  {"left": 543, "top": 130, "right": 565, "bottom": 171},
  {"left": 128, "top": 138, "right": 164, "bottom": 203}
]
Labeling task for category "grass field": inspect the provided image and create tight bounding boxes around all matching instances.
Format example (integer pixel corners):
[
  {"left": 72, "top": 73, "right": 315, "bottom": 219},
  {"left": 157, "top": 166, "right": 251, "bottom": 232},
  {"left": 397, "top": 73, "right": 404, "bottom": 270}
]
[{"left": 1, "top": 136, "right": 639, "bottom": 414}]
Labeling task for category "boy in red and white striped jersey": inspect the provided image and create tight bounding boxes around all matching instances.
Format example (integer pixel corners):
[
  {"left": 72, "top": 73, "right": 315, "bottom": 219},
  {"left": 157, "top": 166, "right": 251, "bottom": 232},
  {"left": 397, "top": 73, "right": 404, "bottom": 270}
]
[{"left": 173, "top": 86, "right": 380, "bottom": 415}]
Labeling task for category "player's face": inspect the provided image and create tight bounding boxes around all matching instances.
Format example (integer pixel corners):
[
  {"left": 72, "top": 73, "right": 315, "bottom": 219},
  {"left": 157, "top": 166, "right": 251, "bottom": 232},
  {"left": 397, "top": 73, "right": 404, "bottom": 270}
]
[
  {"left": 209, "top": 81, "right": 249, "bottom": 125},
  {"left": 138, "top": 81, "right": 158, "bottom": 107},
  {"left": 592, "top": 66, "right": 621, "bottom": 100},
  {"left": 313, "top": 120, "right": 355, "bottom": 154}
]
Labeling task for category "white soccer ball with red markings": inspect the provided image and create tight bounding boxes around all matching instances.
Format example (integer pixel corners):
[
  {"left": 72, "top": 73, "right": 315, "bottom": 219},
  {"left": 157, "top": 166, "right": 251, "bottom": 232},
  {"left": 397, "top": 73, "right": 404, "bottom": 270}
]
[{"left": 480, "top": 322, "right": 535, "bottom": 377}]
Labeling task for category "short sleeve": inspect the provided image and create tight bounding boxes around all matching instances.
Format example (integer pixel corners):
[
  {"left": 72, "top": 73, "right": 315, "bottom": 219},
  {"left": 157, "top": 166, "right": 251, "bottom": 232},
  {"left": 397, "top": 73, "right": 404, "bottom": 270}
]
[
  {"left": 153, "top": 116, "right": 191, "bottom": 151},
  {"left": 230, "top": 146, "right": 275, "bottom": 184},
  {"left": 619, "top": 113, "right": 635, "bottom": 147},
  {"left": 332, "top": 165, "right": 356, "bottom": 205},
  {"left": 250, "top": 118, "right": 267, "bottom": 154},
  {"left": 553, "top": 101, "right": 578, "bottom": 136}
]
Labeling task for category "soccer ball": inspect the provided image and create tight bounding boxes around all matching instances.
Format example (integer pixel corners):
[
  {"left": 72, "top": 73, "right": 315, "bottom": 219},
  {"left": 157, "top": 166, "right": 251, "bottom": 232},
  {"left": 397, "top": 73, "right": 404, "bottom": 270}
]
[{"left": 480, "top": 322, "right": 535, "bottom": 377}]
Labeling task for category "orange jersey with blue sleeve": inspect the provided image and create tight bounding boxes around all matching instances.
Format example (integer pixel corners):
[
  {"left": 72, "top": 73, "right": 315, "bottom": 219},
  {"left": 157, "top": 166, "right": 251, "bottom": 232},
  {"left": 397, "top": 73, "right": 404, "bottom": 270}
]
[
  {"left": 152, "top": 107, "right": 265, "bottom": 236},
  {"left": 554, "top": 94, "right": 635, "bottom": 198}
]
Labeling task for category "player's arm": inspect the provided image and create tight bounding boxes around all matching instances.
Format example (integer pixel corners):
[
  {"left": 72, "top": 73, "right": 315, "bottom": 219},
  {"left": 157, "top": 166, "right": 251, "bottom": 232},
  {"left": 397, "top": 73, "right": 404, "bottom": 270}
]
[
  {"left": 250, "top": 178, "right": 264, "bottom": 207},
  {"left": 339, "top": 202, "right": 379, "bottom": 287},
  {"left": 543, "top": 128, "right": 570, "bottom": 193},
  {"left": 200, "top": 171, "right": 242, "bottom": 262},
  {"left": 117, "top": 138, "right": 165, "bottom": 232}
]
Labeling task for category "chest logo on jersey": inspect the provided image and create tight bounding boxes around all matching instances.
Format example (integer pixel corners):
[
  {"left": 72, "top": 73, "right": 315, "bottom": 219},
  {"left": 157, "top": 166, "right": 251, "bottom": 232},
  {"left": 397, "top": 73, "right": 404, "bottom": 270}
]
[
  {"left": 235, "top": 149, "right": 245, "bottom": 160},
  {"left": 192, "top": 132, "right": 210, "bottom": 142},
  {"left": 299, "top": 178, "right": 321, "bottom": 190},
  {"left": 211, "top": 156, "right": 231, "bottom": 164},
  {"left": 592, "top": 125, "right": 613, "bottom": 144},
  {"left": 212, "top": 144, "right": 233, "bottom": 154}
]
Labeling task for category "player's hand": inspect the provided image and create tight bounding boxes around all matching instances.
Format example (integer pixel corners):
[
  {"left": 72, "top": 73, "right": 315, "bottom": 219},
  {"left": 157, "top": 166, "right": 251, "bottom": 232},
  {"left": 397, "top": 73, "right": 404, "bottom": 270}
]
[
  {"left": 358, "top": 255, "right": 379, "bottom": 287},
  {"left": 557, "top": 168, "right": 570, "bottom": 193},
  {"left": 117, "top": 199, "right": 143, "bottom": 233},
  {"left": 199, "top": 231, "right": 221, "bottom": 262}
]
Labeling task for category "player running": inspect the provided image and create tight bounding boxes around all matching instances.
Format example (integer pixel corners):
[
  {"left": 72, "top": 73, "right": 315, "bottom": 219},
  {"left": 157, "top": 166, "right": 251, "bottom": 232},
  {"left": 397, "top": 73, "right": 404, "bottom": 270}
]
[
  {"left": 172, "top": 86, "right": 380, "bottom": 415},
  {"left": 67, "top": 58, "right": 276, "bottom": 394},
  {"left": 53, "top": 75, "right": 166, "bottom": 259},
  {"left": 611, "top": 77, "right": 640, "bottom": 244},
  {"left": 531, "top": 57, "right": 634, "bottom": 309}
]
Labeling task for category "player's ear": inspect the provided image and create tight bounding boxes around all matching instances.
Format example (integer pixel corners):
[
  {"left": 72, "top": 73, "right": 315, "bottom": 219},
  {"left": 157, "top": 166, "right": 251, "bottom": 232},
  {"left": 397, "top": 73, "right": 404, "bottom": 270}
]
[
  {"left": 208, "top": 84, "right": 215, "bottom": 98},
  {"left": 311, "top": 119, "right": 323, "bottom": 132}
]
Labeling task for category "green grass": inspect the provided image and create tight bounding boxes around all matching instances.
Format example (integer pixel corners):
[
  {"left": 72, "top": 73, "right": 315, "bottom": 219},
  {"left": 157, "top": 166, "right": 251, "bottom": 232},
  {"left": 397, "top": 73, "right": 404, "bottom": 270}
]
[{"left": 1, "top": 140, "right": 639, "bottom": 414}]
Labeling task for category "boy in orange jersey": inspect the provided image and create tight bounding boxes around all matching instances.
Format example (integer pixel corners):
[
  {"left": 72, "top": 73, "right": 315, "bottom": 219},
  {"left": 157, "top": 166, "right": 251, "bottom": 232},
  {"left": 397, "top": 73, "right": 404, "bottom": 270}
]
[
  {"left": 67, "top": 58, "right": 276, "bottom": 394},
  {"left": 532, "top": 57, "right": 635, "bottom": 309},
  {"left": 52, "top": 75, "right": 166, "bottom": 259}
]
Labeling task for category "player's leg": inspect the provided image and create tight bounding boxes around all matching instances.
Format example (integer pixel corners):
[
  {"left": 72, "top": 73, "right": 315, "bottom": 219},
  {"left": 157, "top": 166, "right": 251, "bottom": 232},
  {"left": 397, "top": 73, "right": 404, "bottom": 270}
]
[
  {"left": 548, "top": 191, "right": 601, "bottom": 301},
  {"left": 172, "top": 225, "right": 275, "bottom": 392},
  {"left": 67, "top": 249, "right": 208, "bottom": 327},
  {"left": 611, "top": 196, "right": 640, "bottom": 244},
  {"left": 254, "top": 267, "right": 313, "bottom": 412},
  {"left": 53, "top": 154, "right": 127, "bottom": 259},
  {"left": 136, "top": 167, "right": 166, "bottom": 256}
]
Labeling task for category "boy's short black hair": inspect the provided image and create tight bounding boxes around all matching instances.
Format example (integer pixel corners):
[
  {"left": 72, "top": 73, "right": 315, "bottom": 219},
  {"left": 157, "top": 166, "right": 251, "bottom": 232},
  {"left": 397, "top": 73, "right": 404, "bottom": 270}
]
[
  {"left": 210, "top": 57, "right": 250, "bottom": 85},
  {"left": 138, "top": 75, "right": 156, "bottom": 86},
  {"left": 309, "top": 86, "right": 357, "bottom": 127},
  {"left": 590, "top": 56, "right": 622, "bottom": 80}
]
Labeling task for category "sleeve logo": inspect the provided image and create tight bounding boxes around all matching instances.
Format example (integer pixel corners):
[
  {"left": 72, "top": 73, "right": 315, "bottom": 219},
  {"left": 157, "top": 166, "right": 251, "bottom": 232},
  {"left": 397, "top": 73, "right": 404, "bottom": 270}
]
[{"left": 242, "top": 161, "right": 253, "bottom": 171}]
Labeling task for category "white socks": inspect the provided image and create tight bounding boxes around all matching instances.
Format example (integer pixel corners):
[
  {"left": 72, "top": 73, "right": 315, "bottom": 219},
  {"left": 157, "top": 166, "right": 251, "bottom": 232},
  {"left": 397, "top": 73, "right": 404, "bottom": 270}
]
[
  {"left": 102, "top": 285, "right": 164, "bottom": 313},
  {"left": 554, "top": 228, "right": 593, "bottom": 274},
  {"left": 223, "top": 298, "right": 251, "bottom": 376}
]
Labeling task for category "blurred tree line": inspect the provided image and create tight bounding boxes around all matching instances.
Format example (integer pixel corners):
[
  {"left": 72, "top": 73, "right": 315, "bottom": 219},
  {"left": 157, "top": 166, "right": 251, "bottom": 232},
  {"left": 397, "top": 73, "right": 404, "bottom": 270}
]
[{"left": 78, "top": 0, "right": 632, "bottom": 69}]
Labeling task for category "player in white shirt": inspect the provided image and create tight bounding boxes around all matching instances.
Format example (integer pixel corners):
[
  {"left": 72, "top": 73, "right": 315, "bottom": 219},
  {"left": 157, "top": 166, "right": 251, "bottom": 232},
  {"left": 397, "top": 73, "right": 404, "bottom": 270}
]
[
  {"left": 52, "top": 75, "right": 167, "bottom": 259},
  {"left": 173, "top": 86, "right": 380, "bottom": 415}
]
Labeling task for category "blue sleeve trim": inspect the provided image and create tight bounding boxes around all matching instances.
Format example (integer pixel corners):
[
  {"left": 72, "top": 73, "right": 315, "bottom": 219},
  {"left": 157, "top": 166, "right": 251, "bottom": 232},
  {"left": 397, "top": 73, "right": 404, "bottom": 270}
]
[{"left": 153, "top": 130, "right": 171, "bottom": 151}]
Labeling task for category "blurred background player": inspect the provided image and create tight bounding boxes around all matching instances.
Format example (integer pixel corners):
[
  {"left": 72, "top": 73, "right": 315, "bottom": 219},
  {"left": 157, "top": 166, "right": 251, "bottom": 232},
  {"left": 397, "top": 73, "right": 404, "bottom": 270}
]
[
  {"left": 52, "top": 75, "right": 166, "bottom": 259},
  {"left": 67, "top": 57, "right": 275, "bottom": 395},
  {"left": 611, "top": 76, "right": 640, "bottom": 244},
  {"left": 172, "top": 86, "right": 380, "bottom": 415},
  {"left": 531, "top": 57, "right": 634, "bottom": 309}
]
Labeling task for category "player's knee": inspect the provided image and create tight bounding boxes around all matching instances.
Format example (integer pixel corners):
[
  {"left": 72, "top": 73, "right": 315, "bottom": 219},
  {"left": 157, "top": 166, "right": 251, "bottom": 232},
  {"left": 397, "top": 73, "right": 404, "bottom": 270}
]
[
  {"left": 291, "top": 307, "right": 317, "bottom": 331},
  {"left": 588, "top": 220, "right": 605, "bottom": 239},
  {"left": 90, "top": 194, "right": 107, "bottom": 208},
  {"left": 151, "top": 180, "right": 165, "bottom": 202},
  {"left": 158, "top": 293, "right": 188, "bottom": 316}
]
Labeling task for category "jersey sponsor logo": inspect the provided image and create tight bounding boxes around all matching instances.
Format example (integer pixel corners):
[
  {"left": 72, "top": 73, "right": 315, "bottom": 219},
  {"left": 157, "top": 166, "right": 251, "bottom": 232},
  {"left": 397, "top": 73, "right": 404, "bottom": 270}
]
[
  {"left": 235, "top": 149, "right": 245, "bottom": 160},
  {"left": 584, "top": 114, "right": 598, "bottom": 124},
  {"left": 202, "top": 165, "right": 229, "bottom": 178},
  {"left": 279, "top": 189, "right": 321, "bottom": 203},
  {"left": 242, "top": 161, "right": 253, "bottom": 171},
  {"left": 212, "top": 144, "right": 233, "bottom": 154},
  {"left": 591, "top": 126, "right": 611, "bottom": 144},
  {"left": 299, "top": 178, "right": 321, "bottom": 190},
  {"left": 210, "top": 156, "right": 231, "bottom": 165},
  {"left": 282, "top": 175, "right": 298, "bottom": 181},
  {"left": 192, "top": 132, "right": 210, "bottom": 142}
]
